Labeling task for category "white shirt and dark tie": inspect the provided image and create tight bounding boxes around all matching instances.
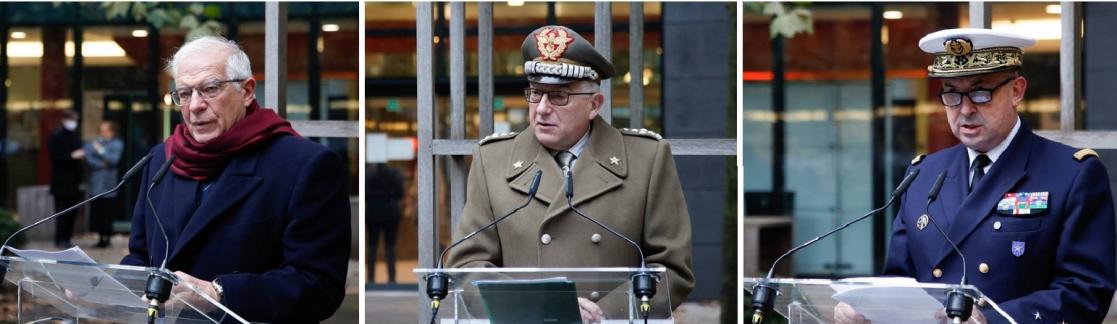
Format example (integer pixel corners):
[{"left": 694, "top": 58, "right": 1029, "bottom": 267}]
[
  {"left": 966, "top": 117, "right": 1021, "bottom": 192},
  {"left": 552, "top": 130, "right": 591, "bottom": 173}
]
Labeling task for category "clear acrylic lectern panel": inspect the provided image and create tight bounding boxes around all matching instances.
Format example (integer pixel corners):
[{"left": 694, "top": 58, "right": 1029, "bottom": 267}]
[
  {"left": 1, "top": 256, "right": 248, "bottom": 323},
  {"left": 415, "top": 267, "right": 674, "bottom": 324},
  {"left": 742, "top": 277, "right": 1015, "bottom": 324}
]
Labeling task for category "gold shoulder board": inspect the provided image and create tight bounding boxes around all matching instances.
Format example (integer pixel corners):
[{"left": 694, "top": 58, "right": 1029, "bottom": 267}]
[{"left": 1074, "top": 148, "right": 1099, "bottom": 161}]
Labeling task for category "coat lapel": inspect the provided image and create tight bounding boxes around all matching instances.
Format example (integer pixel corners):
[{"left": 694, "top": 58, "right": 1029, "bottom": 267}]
[
  {"left": 167, "top": 175, "right": 199, "bottom": 254},
  {"left": 505, "top": 117, "right": 630, "bottom": 222},
  {"left": 507, "top": 128, "right": 558, "bottom": 205},
  {"left": 543, "top": 117, "right": 628, "bottom": 221},
  {"left": 933, "top": 126, "right": 1033, "bottom": 264},
  {"left": 169, "top": 153, "right": 263, "bottom": 262},
  {"left": 929, "top": 146, "right": 968, "bottom": 263}
]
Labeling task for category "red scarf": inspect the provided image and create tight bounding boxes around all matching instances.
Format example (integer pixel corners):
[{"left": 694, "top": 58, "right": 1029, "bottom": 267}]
[{"left": 164, "top": 100, "right": 299, "bottom": 180}]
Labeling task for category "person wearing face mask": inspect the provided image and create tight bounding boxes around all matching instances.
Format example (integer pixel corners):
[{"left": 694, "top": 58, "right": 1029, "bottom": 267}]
[
  {"left": 120, "top": 36, "right": 350, "bottom": 323},
  {"left": 446, "top": 25, "right": 695, "bottom": 323},
  {"left": 48, "top": 110, "right": 85, "bottom": 249},
  {"left": 83, "top": 121, "right": 124, "bottom": 248},
  {"left": 836, "top": 29, "right": 1115, "bottom": 324}
]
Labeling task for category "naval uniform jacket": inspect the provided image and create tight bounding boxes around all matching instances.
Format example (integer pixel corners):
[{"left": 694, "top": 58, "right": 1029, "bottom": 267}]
[
  {"left": 121, "top": 135, "right": 351, "bottom": 323},
  {"left": 884, "top": 122, "right": 1115, "bottom": 323},
  {"left": 447, "top": 116, "right": 695, "bottom": 309}
]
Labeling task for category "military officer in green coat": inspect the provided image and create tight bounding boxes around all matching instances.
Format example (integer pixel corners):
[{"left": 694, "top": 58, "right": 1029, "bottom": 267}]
[{"left": 447, "top": 25, "right": 695, "bottom": 322}]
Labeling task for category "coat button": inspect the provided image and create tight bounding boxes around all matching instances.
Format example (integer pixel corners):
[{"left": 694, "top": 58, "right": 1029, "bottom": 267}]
[
  {"left": 993, "top": 221, "right": 1002, "bottom": 230},
  {"left": 591, "top": 233, "right": 602, "bottom": 243},
  {"left": 590, "top": 291, "right": 601, "bottom": 301},
  {"left": 541, "top": 234, "right": 552, "bottom": 245},
  {"left": 932, "top": 268, "right": 943, "bottom": 278},
  {"left": 979, "top": 263, "right": 990, "bottom": 274}
]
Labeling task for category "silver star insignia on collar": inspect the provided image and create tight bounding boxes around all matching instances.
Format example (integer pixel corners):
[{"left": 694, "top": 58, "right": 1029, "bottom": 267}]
[
  {"left": 513, "top": 161, "right": 524, "bottom": 169},
  {"left": 1034, "top": 312, "right": 1042, "bottom": 321},
  {"left": 609, "top": 156, "right": 620, "bottom": 165}
]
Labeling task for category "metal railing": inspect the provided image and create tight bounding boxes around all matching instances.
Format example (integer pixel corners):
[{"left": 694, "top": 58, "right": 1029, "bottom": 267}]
[{"left": 263, "top": 2, "right": 360, "bottom": 138}]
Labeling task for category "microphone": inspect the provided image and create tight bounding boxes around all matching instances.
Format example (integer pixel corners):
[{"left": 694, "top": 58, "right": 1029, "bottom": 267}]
[
  {"left": 750, "top": 169, "right": 921, "bottom": 324},
  {"left": 1, "top": 153, "right": 153, "bottom": 253},
  {"left": 425, "top": 170, "right": 543, "bottom": 323},
  {"left": 921, "top": 171, "right": 974, "bottom": 323},
  {"left": 562, "top": 168, "right": 656, "bottom": 321},
  {"left": 144, "top": 155, "right": 176, "bottom": 323}
]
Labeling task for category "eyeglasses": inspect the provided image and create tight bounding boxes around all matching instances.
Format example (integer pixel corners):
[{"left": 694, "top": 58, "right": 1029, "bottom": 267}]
[
  {"left": 169, "top": 79, "right": 244, "bottom": 106},
  {"left": 939, "top": 76, "right": 1018, "bottom": 107},
  {"left": 523, "top": 88, "right": 595, "bottom": 106}
]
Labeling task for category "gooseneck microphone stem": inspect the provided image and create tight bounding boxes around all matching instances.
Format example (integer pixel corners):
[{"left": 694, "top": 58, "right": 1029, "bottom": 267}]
[
  {"left": 0, "top": 154, "right": 153, "bottom": 254},
  {"left": 923, "top": 171, "right": 966, "bottom": 286},
  {"left": 923, "top": 171, "right": 973, "bottom": 323},
  {"left": 567, "top": 175, "right": 647, "bottom": 267},
  {"left": 564, "top": 169, "right": 654, "bottom": 323},
  {"left": 751, "top": 169, "right": 920, "bottom": 324},
  {"left": 435, "top": 170, "right": 543, "bottom": 269},
  {"left": 145, "top": 155, "right": 176, "bottom": 324},
  {"left": 425, "top": 170, "right": 543, "bottom": 324}
]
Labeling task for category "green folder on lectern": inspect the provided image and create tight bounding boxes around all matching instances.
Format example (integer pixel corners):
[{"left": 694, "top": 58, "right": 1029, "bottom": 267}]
[
  {"left": 475, "top": 277, "right": 581, "bottom": 324},
  {"left": 415, "top": 267, "right": 676, "bottom": 323}
]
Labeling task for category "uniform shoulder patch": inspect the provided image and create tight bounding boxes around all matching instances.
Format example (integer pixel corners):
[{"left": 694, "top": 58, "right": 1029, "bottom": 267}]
[
  {"left": 479, "top": 132, "right": 518, "bottom": 145},
  {"left": 1074, "top": 148, "right": 1099, "bottom": 161},
  {"left": 911, "top": 154, "right": 926, "bottom": 165},
  {"left": 619, "top": 128, "right": 663, "bottom": 141}
]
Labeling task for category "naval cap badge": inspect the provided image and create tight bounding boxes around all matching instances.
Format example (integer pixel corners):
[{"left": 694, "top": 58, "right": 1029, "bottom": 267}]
[{"left": 944, "top": 38, "right": 973, "bottom": 56}]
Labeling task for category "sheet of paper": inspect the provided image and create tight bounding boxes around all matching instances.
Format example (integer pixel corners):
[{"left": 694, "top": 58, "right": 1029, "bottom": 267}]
[
  {"left": 7, "top": 246, "right": 146, "bottom": 308},
  {"left": 831, "top": 277, "right": 944, "bottom": 323},
  {"left": 471, "top": 276, "right": 570, "bottom": 286}
]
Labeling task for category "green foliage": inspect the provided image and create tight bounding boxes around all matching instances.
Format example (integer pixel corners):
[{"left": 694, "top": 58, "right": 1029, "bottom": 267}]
[
  {"left": 0, "top": 209, "right": 26, "bottom": 248},
  {"left": 745, "top": 2, "right": 814, "bottom": 40},
  {"left": 100, "top": 2, "right": 225, "bottom": 40}
]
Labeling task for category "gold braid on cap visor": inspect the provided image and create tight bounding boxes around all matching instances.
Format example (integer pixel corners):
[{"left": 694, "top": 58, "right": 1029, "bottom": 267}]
[
  {"left": 927, "top": 47, "right": 1024, "bottom": 78},
  {"left": 524, "top": 61, "right": 600, "bottom": 81}
]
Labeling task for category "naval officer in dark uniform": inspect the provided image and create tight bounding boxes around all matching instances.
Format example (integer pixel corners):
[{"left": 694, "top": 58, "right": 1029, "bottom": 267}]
[
  {"left": 446, "top": 25, "right": 695, "bottom": 322},
  {"left": 862, "top": 29, "right": 1117, "bottom": 324}
]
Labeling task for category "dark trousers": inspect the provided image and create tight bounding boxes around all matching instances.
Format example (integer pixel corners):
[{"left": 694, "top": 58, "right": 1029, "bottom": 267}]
[
  {"left": 367, "top": 219, "right": 400, "bottom": 283},
  {"left": 52, "top": 193, "right": 80, "bottom": 246},
  {"left": 89, "top": 196, "right": 118, "bottom": 242}
]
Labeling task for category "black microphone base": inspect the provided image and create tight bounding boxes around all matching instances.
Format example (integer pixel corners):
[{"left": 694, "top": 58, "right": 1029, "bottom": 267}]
[
  {"left": 750, "top": 282, "right": 777, "bottom": 324},
  {"left": 145, "top": 271, "right": 173, "bottom": 303},
  {"left": 632, "top": 272, "right": 656, "bottom": 316},
  {"left": 425, "top": 272, "right": 449, "bottom": 304},
  {"left": 145, "top": 272, "right": 172, "bottom": 323},
  {"left": 945, "top": 289, "right": 974, "bottom": 322}
]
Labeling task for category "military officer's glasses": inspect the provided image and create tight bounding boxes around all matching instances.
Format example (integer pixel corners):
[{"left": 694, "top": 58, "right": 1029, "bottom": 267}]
[
  {"left": 939, "top": 76, "right": 1018, "bottom": 107},
  {"left": 169, "top": 79, "right": 244, "bottom": 106},
  {"left": 524, "top": 88, "right": 595, "bottom": 106}
]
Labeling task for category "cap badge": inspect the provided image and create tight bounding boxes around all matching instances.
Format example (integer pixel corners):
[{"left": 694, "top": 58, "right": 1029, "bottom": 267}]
[
  {"left": 944, "top": 38, "right": 973, "bottom": 56},
  {"left": 535, "top": 27, "right": 574, "bottom": 61}
]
